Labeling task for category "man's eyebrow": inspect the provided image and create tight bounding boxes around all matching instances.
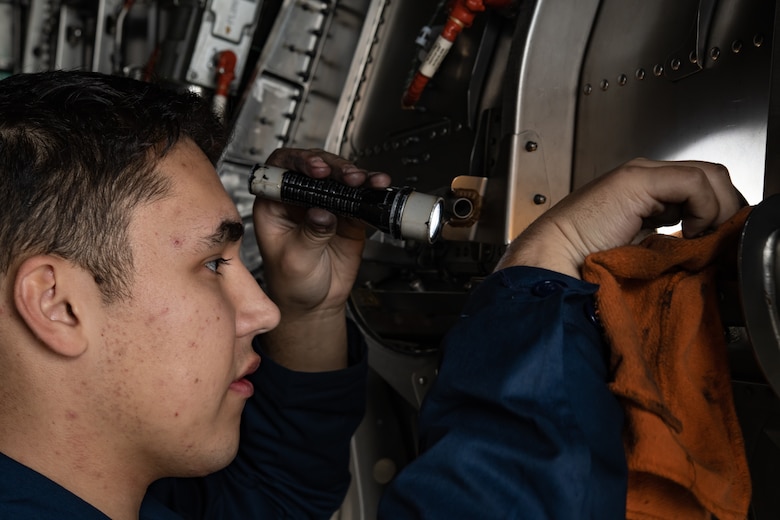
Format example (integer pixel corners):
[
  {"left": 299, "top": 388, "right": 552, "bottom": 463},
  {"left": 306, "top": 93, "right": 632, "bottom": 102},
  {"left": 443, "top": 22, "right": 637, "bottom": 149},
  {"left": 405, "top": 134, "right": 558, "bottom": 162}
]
[{"left": 200, "top": 219, "right": 245, "bottom": 249}]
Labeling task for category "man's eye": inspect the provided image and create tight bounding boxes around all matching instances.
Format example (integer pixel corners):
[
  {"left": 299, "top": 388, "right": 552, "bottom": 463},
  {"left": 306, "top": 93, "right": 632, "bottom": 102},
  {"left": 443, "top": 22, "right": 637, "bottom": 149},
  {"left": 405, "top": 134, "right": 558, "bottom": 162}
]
[{"left": 205, "top": 257, "right": 231, "bottom": 274}]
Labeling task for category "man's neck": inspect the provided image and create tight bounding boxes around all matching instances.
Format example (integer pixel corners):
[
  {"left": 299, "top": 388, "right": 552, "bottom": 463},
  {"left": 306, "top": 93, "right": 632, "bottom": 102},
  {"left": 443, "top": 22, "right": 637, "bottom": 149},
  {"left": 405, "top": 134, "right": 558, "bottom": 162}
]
[{"left": 0, "top": 403, "right": 150, "bottom": 520}]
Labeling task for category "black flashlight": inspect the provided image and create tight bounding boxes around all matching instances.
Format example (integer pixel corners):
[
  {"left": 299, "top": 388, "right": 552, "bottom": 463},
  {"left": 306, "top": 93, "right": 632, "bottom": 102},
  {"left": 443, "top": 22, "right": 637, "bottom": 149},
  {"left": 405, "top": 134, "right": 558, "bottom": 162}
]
[{"left": 249, "top": 163, "right": 444, "bottom": 243}]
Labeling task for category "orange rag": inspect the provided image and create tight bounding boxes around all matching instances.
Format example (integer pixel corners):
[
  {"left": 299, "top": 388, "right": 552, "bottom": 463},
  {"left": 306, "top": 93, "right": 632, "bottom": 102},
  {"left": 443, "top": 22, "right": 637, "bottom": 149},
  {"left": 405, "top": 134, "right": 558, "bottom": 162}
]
[{"left": 582, "top": 207, "right": 753, "bottom": 520}]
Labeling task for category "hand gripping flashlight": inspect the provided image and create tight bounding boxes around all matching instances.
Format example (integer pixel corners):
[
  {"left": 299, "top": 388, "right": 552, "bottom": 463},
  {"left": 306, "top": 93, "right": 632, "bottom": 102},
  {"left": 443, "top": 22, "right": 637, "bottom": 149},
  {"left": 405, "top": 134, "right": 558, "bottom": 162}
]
[{"left": 249, "top": 163, "right": 445, "bottom": 243}]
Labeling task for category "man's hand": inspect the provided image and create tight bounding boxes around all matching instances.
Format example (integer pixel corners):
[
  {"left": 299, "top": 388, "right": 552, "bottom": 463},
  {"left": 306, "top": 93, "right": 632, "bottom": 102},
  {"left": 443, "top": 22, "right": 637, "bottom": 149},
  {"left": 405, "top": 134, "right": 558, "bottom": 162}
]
[
  {"left": 253, "top": 148, "right": 390, "bottom": 371},
  {"left": 495, "top": 158, "right": 743, "bottom": 278}
]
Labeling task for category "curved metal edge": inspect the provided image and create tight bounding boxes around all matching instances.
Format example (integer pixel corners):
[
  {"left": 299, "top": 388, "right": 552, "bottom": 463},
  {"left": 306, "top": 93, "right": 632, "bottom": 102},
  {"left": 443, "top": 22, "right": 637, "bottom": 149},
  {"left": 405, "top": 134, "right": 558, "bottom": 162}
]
[{"left": 739, "top": 193, "right": 780, "bottom": 397}]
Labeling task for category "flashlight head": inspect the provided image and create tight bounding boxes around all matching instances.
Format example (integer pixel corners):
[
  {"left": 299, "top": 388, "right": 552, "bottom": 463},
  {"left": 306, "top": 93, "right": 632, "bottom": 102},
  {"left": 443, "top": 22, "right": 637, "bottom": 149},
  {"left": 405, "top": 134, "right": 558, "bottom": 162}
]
[{"left": 396, "top": 190, "right": 444, "bottom": 243}]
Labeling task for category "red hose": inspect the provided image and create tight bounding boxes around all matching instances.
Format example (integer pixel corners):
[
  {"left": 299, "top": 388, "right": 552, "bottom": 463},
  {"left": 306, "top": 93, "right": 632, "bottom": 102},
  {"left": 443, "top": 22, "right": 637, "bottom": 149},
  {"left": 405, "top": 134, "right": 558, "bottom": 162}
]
[{"left": 401, "top": 0, "right": 514, "bottom": 109}]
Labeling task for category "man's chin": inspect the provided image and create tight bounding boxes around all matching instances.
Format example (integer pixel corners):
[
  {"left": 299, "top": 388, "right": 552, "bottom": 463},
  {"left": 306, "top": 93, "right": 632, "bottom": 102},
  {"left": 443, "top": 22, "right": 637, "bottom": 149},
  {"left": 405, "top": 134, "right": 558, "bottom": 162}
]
[{"left": 176, "top": 430, "right": 241, "bottom": 478}]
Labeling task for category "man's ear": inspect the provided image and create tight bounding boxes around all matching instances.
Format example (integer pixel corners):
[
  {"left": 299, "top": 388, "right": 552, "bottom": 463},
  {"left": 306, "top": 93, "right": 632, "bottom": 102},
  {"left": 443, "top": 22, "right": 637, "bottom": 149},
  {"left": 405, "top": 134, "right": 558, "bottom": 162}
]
[{"left": 13, "top": 256, "right": 93, "bottom": 357}]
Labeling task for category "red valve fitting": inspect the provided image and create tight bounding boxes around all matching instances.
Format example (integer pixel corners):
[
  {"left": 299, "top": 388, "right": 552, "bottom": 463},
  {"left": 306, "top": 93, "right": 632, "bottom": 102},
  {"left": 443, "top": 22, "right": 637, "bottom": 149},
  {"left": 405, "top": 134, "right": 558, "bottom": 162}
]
[
  {"left": 215, "top": 50, "right": 237, "bottom": 98},
  {"left": 213, "top": 50, "right": 237, "bottom": 119}
]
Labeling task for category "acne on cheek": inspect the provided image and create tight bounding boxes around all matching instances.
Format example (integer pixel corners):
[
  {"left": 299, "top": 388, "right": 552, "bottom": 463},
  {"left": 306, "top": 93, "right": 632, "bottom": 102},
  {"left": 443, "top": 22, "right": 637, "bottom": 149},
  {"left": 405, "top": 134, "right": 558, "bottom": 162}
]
[{"left": 143, "top": 307, "right": 171, "bottom": 327}]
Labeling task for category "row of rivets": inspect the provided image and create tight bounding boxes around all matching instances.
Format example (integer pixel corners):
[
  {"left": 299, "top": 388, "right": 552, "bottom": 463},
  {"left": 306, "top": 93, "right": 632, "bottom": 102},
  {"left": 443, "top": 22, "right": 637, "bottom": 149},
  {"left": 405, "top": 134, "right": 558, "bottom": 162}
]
[
  {"left": 522, "top": 141, "right": 548, "bottom": 205},
  {"left": 583, "top": 34, "right": 765, "bottom": 95},
  {"left": 355, "top": 123, "right": 463, "bottom": 158}
]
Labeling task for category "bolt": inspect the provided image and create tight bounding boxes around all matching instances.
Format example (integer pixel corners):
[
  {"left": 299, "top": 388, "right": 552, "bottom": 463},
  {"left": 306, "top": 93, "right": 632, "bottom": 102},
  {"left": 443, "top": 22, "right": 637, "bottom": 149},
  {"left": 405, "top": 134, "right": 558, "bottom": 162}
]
[
  {"left": 525, "top": 141, "right": 538, "bottom": 152},
  {"left": 66, "top": 26, "right": 84, "bottom": 45},
  {"left": 372, "top": 458, "right": 397, "bottom": 485},
  {"left": 533, "top": 194, "right": 547, "bottom": 205}
]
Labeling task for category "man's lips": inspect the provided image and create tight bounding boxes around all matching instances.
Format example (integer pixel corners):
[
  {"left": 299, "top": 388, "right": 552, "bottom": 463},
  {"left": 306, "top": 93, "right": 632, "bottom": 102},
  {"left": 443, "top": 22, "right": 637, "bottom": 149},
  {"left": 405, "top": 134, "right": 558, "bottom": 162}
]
[
  {"left": 229, "top": 378, "right": 254, "bottom": 398},
  {"left": 230, "top": 356, "right": 261, "bottom": 398}
]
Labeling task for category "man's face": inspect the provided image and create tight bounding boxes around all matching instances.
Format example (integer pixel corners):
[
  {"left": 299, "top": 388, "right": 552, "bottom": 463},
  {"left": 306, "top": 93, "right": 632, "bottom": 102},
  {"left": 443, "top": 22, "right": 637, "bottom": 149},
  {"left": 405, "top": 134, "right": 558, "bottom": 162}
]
[{"left": 91, "top": 139, "right": 280, "bottom": 478}]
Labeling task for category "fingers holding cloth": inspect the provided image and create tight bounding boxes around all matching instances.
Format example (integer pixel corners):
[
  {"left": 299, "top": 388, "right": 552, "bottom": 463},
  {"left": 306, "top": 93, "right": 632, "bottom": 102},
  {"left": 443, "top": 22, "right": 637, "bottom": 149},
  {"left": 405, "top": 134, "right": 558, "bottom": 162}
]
[
  {"left": 495, "top": 158, "right": 744, "bottom": 278},
  {"left": 497, "top": 159, "right": 750, "bottom": 518}
]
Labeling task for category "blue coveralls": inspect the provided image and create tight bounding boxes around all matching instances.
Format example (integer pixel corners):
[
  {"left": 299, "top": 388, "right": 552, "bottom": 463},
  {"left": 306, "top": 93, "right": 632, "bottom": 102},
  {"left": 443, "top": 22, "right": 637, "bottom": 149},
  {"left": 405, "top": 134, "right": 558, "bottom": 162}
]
[{"left": 0, "top": 267, "right": 626, "bottom": 519}]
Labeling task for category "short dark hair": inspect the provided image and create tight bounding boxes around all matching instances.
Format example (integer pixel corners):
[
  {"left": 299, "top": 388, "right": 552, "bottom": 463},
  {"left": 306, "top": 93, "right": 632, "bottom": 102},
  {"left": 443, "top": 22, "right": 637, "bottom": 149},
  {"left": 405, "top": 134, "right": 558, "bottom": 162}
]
[{"left": 0, "top": 70, "right": 229, "bottom": 302}]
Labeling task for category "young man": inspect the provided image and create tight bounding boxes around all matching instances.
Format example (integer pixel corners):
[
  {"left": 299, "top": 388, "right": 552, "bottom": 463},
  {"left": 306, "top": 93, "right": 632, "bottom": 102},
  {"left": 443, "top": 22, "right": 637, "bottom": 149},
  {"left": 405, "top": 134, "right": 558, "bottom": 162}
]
[
  {"left": 0, "top": 70, "right": 385, "bottom": 519},
  {"left": 0, "top": 69, "right": 743, "bottom": 519}
]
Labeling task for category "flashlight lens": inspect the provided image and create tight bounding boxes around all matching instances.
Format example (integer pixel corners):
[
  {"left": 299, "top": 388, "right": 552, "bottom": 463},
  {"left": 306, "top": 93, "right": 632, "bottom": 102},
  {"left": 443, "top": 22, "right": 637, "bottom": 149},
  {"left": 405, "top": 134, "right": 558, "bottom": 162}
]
[{"left": 429, "top": 201, "right": 443, "bottom": 241}]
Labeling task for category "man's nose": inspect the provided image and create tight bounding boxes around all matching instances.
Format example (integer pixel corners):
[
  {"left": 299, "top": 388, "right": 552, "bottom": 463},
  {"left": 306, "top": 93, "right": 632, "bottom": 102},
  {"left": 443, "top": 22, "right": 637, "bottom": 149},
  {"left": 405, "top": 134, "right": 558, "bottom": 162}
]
[{"left": 233, "top": 263, "right": 281, "bottom": 338}]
